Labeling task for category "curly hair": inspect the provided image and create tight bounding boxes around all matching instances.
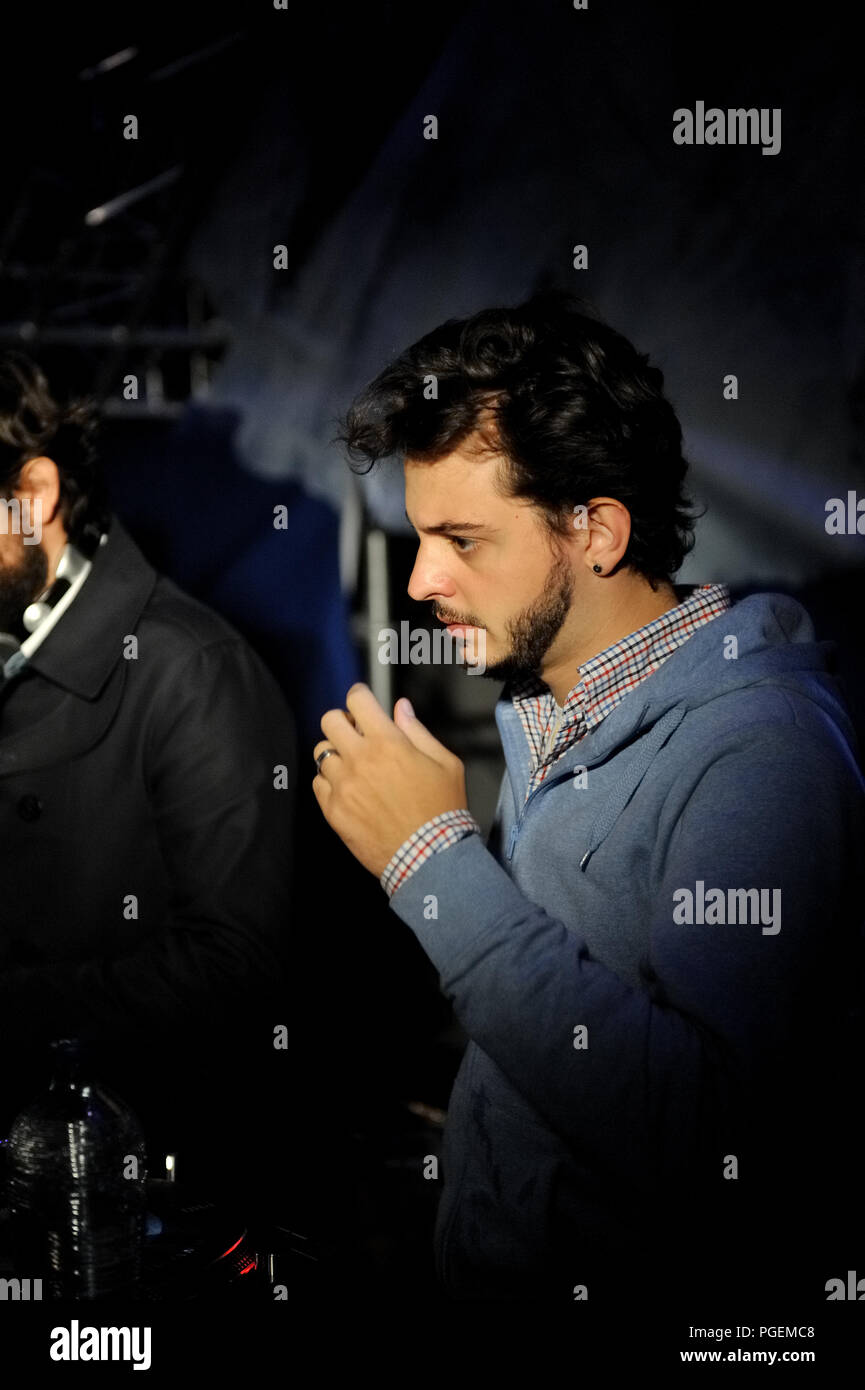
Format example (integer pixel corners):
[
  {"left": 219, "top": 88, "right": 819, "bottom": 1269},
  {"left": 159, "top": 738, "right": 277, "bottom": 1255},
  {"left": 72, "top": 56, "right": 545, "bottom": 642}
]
[
  {"left": 337, "top": 290, "right": 702, "bottom": 587},
  {"left": 0, "top": 351, "right": 109, "bottom": 555}
]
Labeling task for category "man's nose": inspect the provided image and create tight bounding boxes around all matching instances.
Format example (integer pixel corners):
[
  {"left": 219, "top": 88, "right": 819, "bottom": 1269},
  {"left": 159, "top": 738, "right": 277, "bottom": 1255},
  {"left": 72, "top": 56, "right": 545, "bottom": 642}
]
[{"left": 407, "top": 549, "right": 454, "bottom": 604}]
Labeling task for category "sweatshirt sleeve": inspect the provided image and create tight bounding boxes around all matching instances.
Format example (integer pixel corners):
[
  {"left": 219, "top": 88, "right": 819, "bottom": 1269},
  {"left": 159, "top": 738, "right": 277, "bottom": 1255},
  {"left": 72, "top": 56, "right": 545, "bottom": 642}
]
[
  {"left": 384, "top": 719, "right": 865, "bottom": 1194},
  {"left": 380, "top": 809, "right": 483, "bottom": 896}
]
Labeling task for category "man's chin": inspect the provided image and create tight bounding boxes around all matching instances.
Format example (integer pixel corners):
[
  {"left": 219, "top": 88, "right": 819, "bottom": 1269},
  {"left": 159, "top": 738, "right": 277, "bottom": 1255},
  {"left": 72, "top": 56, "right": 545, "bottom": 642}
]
[
  {"left": 0, "top": 538, "right": 48, "bottom": 628},
  {"left": 460, "top": 653, "right": 535, "bottom": 683}
]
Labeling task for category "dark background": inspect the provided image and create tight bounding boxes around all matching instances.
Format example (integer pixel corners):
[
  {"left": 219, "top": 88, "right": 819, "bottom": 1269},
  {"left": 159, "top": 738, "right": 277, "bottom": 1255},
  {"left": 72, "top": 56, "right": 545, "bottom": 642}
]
[{"left": 1, "top": 0, "right": 862, "bottom": 1298}]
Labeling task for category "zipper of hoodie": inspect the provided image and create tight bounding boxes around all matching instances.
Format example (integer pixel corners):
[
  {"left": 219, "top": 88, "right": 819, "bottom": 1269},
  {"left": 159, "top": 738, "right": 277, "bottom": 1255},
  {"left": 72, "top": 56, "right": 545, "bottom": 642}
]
[
  {"left": 504, "top": 699, "right": 669, "bottom": 865},
  {"left": 505, "top": 766, "right": 579, "bottom": 862}
]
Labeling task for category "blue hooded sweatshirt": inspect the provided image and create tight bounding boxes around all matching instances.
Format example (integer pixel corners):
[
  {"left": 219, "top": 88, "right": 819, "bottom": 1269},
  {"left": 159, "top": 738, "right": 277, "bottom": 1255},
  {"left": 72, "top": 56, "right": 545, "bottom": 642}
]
[{"left": 387, "top": 591, "right": 865, "bottom": 1302}]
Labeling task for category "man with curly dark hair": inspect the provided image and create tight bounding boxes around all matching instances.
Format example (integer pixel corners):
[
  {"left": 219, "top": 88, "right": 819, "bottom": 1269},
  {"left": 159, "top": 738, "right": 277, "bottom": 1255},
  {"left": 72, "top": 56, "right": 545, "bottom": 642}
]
[
  {"left": 313, "top": 291, "right": 865, "bottom": 1308},
  {"left": 0, "top": 353, "right": 296, "bottom": 1206}
]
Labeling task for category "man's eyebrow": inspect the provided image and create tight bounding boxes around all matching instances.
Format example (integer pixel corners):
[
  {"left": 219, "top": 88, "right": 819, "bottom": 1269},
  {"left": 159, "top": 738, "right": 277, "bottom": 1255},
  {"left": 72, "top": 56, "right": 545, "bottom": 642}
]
[{"left": 404, "top": 508, "right": 495, "bottom": 535}]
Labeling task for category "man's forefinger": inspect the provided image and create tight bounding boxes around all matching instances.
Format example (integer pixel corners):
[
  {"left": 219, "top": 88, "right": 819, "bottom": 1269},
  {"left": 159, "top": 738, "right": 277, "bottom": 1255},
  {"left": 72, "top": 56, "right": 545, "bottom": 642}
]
[{"left": 344, "top": 682, "right": 398, "bottom": 738}]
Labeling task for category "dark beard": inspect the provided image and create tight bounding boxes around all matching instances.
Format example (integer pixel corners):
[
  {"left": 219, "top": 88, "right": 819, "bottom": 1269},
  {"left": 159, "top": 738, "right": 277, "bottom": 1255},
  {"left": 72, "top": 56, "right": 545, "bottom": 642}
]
[
  {"left": 473, "top": 544, "right": 575, "bottom": 685},
  {"left": 0, "top": 541, "right": 48, "bottom": 634}
]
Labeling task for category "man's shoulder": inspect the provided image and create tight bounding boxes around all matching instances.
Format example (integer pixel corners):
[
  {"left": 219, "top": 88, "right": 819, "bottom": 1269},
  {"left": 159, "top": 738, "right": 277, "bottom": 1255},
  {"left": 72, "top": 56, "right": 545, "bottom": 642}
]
[
  {"left": 95, "top": 518, "right": 249, "bottom": 663},
  {"left": 672, "top": 677, "right": 865, "bottom": 799},
  {"left": 128, "top": 574, "right": 294, "bottom": 750},
  {"left": 137, "top": 572, "right": 247, "bottom": 659}
]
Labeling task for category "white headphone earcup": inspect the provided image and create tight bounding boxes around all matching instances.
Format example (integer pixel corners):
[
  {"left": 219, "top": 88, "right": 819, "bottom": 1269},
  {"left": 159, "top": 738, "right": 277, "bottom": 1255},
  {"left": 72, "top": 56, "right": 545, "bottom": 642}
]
[{"left": 22, "top": 601, "right": 52, "bottom": 633}]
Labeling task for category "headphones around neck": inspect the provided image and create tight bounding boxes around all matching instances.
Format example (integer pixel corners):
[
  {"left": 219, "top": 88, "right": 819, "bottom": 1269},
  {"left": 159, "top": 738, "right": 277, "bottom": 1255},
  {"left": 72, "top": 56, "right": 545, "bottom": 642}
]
[
  {"left": 0, "top": 539, "right": 100, "bottom": 689},
  {"left": 21, "top": 542, "right": 91, "bottom": 633}
]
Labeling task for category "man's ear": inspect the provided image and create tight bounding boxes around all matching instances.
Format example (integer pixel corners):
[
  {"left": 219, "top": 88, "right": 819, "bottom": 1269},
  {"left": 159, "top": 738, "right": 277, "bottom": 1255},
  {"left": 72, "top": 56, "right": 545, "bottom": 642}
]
[{"left": 16, "top": 455, "right": 62, "bottom": 526}]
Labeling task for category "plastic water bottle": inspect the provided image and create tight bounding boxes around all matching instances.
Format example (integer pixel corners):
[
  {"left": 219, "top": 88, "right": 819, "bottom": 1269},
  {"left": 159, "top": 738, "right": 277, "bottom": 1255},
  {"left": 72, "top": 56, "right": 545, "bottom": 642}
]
[{"left": 5, "top": 1037, "right": 147, "bottom": 1298}]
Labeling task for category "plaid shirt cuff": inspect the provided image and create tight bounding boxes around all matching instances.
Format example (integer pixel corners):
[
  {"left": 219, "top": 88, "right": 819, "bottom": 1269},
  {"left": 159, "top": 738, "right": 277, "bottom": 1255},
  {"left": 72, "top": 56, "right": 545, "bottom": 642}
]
[{"left": 380, "top": 809, "right": 482, "bottom": 898}]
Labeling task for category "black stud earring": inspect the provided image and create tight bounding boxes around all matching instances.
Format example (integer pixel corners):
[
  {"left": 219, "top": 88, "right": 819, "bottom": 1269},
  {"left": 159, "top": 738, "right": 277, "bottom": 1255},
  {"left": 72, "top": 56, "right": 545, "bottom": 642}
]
[{"left": 592, "top": 564, "right": 603, "bottom": 573}]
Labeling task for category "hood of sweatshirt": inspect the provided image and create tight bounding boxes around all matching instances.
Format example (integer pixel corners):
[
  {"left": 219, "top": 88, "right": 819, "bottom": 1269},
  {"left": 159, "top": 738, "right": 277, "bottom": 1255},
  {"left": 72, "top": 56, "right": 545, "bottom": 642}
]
[{"left": 494, "top": 590, "right": 864, "bottom": 873}]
